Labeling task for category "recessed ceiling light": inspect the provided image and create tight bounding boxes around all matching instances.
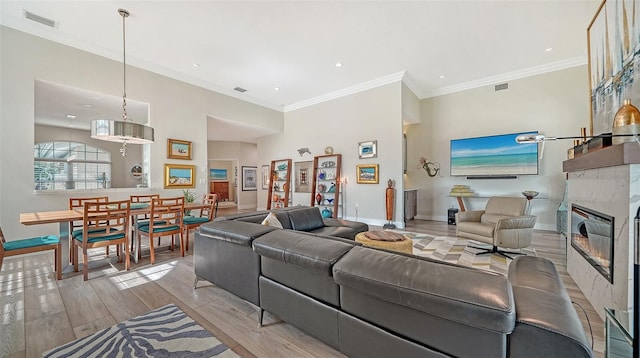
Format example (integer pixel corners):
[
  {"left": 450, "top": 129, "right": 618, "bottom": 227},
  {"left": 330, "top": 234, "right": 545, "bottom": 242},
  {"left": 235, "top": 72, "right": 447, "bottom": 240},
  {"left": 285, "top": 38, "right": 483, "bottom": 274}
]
[
  {"left": 66, "top": 114, "right": 77, "bottom": 119},
  {"left": 274, "top": 87, "right": 280, "bottom": 91},
  {"left": 439, "top": 75, "right": 445, "bottom": 79},
  {"left": 545, "top": 47, "right": 553, "bottom": 52},
  {"left": 335, "top": 62, "right": 343, "bottom": 68},
  {"left": 82, "top": 104, "right": 92, "bottom": 108},
  {"left": 192, "top": 63, "right": 200, "bottom": 67}
]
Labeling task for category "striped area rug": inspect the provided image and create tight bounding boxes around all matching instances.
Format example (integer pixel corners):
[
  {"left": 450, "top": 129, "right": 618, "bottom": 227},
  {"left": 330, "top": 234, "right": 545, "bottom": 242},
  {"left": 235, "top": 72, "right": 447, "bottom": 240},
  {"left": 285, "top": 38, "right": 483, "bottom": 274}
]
[
  {"left": 389, "top": 230, "right": 537, "bottom": 276},
  {"left": 43, "top": 304, "right": 238, "bottom": 358}
]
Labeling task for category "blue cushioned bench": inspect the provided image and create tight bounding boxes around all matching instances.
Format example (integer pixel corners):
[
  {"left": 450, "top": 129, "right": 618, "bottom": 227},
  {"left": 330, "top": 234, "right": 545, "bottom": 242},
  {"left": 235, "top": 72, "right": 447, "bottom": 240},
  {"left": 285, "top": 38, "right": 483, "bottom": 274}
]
[{"left": 1, "top": 228, "right": 61, "bottom": 280}]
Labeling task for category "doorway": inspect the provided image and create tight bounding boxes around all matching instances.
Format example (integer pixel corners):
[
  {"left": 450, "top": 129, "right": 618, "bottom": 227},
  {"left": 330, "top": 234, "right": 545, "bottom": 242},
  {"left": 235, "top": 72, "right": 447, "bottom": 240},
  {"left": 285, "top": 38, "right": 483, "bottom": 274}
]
[{"left": 208, "top": 159, "right": 238, "bottom": 208}]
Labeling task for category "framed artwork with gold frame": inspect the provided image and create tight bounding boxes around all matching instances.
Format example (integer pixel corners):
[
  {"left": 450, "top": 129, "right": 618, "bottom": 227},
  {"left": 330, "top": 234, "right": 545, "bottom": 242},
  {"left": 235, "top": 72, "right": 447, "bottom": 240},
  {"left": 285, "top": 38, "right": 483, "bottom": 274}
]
[
  {"left": 164, "top": 164, "right": 195, "bottom": 188},
  {"left": 356, "top": 164, "right": 379, "bottom": 184},
  {"left": 167, "top": 138, "right": 192, "bottom": 160}
]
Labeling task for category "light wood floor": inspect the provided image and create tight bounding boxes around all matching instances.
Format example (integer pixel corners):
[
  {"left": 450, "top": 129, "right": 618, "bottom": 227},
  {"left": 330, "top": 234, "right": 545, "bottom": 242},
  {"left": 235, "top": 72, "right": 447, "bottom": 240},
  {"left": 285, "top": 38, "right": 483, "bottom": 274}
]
[{"left": 0, "top": 209, "right": 605, "bottom": 357}]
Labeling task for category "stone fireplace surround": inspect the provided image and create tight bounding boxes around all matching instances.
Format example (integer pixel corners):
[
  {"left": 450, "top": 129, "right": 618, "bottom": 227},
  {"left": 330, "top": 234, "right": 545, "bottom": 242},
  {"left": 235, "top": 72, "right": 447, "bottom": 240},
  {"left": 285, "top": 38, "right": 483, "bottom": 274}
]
[{"left": 564, "top": 142, "right": 640, "bottom": 320}]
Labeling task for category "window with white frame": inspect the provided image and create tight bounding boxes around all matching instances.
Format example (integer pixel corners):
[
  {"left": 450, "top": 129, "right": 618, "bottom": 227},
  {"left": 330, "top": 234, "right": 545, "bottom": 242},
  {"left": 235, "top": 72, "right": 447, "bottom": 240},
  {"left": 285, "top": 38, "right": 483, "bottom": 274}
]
[{"left": 34, "top": 141, "right": 111, "bottom": 190}]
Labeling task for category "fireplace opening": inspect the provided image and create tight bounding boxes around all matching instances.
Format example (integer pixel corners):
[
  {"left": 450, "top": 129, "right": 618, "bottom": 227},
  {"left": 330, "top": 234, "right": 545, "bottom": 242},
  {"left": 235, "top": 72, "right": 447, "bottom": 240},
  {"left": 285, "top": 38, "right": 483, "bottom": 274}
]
[{"left": 570, "top": 204, "right": 614, "bottom": 283}]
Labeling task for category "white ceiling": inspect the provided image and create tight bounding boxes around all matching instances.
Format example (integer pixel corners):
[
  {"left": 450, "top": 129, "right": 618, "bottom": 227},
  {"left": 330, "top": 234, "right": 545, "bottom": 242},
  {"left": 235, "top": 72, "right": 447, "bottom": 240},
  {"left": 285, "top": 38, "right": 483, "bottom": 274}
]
[{"left": 1, "top": 1, "right": 601, "bottom": 142}]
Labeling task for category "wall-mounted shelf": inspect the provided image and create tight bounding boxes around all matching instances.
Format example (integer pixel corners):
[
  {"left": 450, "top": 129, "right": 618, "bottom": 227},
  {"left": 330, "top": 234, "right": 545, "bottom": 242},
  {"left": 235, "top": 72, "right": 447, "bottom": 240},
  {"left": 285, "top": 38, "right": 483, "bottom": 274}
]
[
  {"left": 311, "top": 154, "right": 342, "bottom": 218},
  {"left": 267, "top": 158, "right": 292, "bottom": 209}
]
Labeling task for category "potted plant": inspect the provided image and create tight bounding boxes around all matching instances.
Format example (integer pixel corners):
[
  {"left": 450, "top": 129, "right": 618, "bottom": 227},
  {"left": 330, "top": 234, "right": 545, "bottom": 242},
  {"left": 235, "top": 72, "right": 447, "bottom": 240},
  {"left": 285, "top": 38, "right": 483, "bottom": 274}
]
[{"left": 183, "top": 189, "right": 195, "bottom": 215}]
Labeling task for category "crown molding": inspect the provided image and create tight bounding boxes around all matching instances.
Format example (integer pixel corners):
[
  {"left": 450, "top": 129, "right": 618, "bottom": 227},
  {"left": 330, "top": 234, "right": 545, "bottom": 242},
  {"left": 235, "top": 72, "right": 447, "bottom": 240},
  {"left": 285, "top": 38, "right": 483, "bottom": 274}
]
[
  {"left": 284, "top": 71, "right": 406, "bottom": 112},
  {"left": 422, "top": 56, "right": 587, "bottom": 98}
]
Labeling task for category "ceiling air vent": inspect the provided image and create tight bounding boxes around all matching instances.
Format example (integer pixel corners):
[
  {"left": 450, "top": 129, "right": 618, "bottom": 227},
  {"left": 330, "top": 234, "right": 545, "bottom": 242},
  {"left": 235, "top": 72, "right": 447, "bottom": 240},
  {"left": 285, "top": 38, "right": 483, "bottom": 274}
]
[
  {"left": 234, "top": 87, "right": 247, "bottom": 93},
  {"left": 494, "top": 83, "right": 509, "bottom": 91},
  {"left": 23, "top": 10, "right": 57, "bottom": 28}
]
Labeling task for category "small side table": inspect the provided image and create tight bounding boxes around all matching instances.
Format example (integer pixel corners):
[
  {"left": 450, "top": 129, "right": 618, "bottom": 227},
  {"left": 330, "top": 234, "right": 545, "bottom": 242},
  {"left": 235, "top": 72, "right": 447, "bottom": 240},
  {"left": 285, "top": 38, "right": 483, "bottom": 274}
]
[
  {"left": 605, "top": 307, "right": 633, "bottom": 357},
  {"left": 449, "top": 195, "right": 468, "bottom": 212}
]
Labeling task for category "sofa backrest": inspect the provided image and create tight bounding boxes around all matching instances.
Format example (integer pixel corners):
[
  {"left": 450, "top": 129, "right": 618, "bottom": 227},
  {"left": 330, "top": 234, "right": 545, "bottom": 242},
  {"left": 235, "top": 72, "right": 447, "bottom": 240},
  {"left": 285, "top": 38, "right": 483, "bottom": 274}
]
[
  {"left": 287, "top": 207, "right": 325, "bottom": 232},
  {"left": 481, "top": 197, "right": 527, "bottom": 224}
]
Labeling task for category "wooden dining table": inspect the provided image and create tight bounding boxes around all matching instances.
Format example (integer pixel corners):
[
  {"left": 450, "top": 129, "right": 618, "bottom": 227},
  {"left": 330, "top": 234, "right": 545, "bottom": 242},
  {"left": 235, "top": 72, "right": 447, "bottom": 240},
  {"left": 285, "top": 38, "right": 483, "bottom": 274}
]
[{"left": 20, "top": 202, "right": 212, "bottom": 274}]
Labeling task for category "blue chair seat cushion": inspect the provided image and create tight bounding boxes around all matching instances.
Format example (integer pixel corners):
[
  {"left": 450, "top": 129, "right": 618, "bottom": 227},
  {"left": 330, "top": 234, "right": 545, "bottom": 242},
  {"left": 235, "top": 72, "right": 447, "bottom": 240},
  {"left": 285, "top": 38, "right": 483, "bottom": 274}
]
[
  {"left": 136, "top": 220, "right": 167, "bottom": 229},
  {"left": 3, "top": 235, "right": 60, "bottom": 251},
  {"left": 72, "top": 228, "right": 107, "bottom": 237},
  {"left": 184, "top": 216, "right": 211, "bottom": 225},
  {"left": 138, "top": 225, "right": 181, "bottom": 234},
  {"left": 73, "top": 232, "right": 125, "bottom": 243}
]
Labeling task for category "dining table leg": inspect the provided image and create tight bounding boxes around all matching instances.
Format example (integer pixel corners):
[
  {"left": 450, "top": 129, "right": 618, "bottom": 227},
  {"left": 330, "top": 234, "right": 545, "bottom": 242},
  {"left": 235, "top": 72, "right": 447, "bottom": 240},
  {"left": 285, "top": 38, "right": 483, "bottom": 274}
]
[
  {"left": 132, "top": 216, "right": 139, "bottom": 263},
  {"left": 59, "top": 221, "right": 72, "bottom": 273}
]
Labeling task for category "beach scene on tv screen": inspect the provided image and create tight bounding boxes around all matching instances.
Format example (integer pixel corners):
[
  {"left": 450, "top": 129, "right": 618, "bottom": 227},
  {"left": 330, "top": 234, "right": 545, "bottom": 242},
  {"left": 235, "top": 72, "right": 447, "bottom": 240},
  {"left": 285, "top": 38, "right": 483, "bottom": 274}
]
[{"left": 450, "top": 132, "right": 538, "bottom": 176}]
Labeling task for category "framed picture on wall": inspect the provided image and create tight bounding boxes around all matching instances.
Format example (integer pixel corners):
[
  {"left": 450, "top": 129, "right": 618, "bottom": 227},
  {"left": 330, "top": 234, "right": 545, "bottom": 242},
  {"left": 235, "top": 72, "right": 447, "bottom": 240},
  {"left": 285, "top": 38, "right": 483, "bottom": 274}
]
[
  {"left": 242, "top": 166, "right": 257, "bottom": 191},
  {"left": 356, "top": 164, "right": 379, "bottom": 184},
  {"left": 261, "top": 165, "right": 270, "bottom": 190},
  {"left": 209, "top": 168, "right": 227, "bottom": 181},
  {"left": 358, "top": 140, "right": 377, "bottom": 159},
  {"left": 295, "top": 161, "right": 313, "bottom": 193},
  {"left": 588, "top": 0, "right": 640, "bottom": 135},
  {"left": 164, "top": 164, "right": 196, "bottom": 188},
  {"left": 167, "top": 139, "right": 192, "bottom": 160}
]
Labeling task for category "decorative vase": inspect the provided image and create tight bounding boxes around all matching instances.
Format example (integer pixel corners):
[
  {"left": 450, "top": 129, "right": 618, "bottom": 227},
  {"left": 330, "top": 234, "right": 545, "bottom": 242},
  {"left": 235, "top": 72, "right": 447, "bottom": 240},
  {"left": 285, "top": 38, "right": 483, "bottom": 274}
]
[
  {"left": 315, "top": 193, "right": 322, "bottom": 205},
  {"left": 321, "top": 207, "right": 332, "bottom": 218},
  {"left": 318, "top": 171, "right": 325, "bottom": 180},
  {"left": 613, "top": 98, "right": 640, "bottom": 145}
]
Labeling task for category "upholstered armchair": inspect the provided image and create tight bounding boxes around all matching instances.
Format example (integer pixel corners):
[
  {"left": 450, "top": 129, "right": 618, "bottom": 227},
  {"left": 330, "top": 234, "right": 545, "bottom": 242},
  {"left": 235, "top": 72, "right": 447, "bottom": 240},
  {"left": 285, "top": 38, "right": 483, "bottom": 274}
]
[{"left": 455, "top": 196, "right": 536, "bottom": 259}]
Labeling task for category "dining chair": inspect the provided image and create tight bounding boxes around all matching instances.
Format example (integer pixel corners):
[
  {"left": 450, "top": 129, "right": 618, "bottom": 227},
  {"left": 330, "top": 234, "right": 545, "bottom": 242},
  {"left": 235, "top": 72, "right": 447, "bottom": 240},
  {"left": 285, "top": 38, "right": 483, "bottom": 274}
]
[
  {"left": 72, "top": 199, "right": 131, "bottom": 281},
  {"left": 137, "top": 196, "right": 185, "bottom": 264},
  {"left": 0, "top": 227, "right": 61, "bottom": 280},
  {"left": 183, "top": 193, "right": 218, "bottom": 251},
  {"left": 129, "top": 194, "right": 160, "bottom": 252},
  {"left": 69, "top": 196, "right": 109, "bottom": 262}
]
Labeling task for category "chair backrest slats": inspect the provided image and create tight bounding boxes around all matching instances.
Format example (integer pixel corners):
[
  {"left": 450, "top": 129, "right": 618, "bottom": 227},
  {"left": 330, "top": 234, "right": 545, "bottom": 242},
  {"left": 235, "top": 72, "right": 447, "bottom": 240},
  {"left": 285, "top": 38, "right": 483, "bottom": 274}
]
[
  {"left": 201, "top": 193, "right": 218, "bottom": 220},
  {"left": 130, "top": 194, "right": 160, "bottom": 203},
  {"left": 130, "top": 194, "right": 160, "bottom": 219},
  {"left": 149, "top": 197, "right": 184, "bottom": 231},
  {"left": 82, "top": 200, "right": 130, "bottom": 244},
  {"left": 69, "top": 196, "right": 109, "bottom": 232}
]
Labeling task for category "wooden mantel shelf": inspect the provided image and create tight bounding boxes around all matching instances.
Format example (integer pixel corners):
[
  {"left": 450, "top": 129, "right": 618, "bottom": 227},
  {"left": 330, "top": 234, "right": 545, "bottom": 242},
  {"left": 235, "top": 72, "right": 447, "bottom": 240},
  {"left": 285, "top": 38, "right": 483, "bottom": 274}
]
[{"left": 563, "top": 142, "right": 640, "bottom": 172}]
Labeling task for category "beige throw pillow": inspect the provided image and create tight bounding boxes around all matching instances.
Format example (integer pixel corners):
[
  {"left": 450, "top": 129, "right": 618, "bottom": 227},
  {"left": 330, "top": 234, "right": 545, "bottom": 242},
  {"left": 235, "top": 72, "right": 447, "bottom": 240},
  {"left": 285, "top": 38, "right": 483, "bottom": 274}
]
[{"left": 261, "top": 212, "right": 283, "bottom": 228}]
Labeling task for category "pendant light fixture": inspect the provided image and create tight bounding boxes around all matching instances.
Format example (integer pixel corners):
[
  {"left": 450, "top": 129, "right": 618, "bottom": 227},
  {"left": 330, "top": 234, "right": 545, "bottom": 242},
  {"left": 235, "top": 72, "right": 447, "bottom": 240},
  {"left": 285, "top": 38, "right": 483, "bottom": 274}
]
[{"left": 91, "top": 8, "right": 154, "bottom": 156}]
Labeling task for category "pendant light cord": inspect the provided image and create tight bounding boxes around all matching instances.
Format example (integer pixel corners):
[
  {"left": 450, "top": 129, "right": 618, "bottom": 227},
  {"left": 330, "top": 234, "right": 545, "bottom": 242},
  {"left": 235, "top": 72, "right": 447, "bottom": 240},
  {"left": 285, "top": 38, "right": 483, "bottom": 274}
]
[{"left": 120, "top": 9, "right": 129, "bottom": 122}]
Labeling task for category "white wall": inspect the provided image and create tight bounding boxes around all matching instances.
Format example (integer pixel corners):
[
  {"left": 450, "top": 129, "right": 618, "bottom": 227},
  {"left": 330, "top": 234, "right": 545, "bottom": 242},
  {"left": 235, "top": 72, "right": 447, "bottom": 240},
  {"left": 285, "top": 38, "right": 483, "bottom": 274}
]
[
  {"left": 0, "top": 26, "right": 281, "bottom": 238},
  {"left": 207, "top": 141, "right": 258, "bottom": 209},
  {"left": 258, "top": 82, "right": 405, "bottom": 227},
  {"left": 406, "top": 66, "right": 590, "bottom": 230}
]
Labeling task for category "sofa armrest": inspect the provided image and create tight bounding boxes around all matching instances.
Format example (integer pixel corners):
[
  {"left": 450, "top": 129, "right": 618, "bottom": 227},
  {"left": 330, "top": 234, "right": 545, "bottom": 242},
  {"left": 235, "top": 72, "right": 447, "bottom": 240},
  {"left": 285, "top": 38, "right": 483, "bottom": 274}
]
[
  {"left": 495, "top": 215, "right": 536, "bottom": 230},
  {"left": 199, "top": 220, "right": 277, "bottom": 246},
  {"left": 456, "top": 210, "right": 484, "bottom": 223}
]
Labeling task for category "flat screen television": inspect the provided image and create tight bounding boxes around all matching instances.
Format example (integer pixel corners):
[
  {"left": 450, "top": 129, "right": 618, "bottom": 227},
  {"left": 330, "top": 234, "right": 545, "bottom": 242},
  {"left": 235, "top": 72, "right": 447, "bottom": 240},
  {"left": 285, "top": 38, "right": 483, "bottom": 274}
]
[{"left": 450, "top": 131, "right": 539, "bottom": 177}]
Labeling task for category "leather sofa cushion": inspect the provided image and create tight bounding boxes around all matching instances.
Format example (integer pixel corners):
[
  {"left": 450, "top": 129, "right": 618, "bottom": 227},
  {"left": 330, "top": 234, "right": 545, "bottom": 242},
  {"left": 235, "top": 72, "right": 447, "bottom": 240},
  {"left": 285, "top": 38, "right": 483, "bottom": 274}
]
[
  {"left": 288, "top": 207, "right": 325, "bottom": 231},
  {"left": 253, "top": 229, "right": 355, "bottom": 276},
  {"left": 199, "top": 220, "right": 277, "bottom": 246},
  {"left": 333, "top": 246, "right": 515, "bottom": 333},
  {"left": 508, "top": 255, "right": 566, "bottom": 295},
  {"left": 507, "top": 256, "right": 591, "bottom": 357},
  {"left": 308, "top": 226, "right": 355, "bottom": 240},
  {"left": 323, "top": 218, "right": 369, "bottom": 235},
  {"left": 508, "top": 286, "right": 592, "bottom": 357}
]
